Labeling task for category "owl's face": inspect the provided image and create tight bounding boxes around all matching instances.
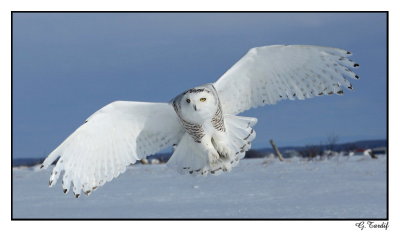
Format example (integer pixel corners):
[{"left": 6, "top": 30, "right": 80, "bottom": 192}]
[{"left": 173, "top": 85, "right": 219, "bottom": 124}]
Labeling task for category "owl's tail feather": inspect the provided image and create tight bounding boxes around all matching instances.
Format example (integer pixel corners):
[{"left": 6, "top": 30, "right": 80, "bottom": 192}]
[
  {"left": 219, "top": 114, "right": 257, "bottom": 166},
  {"left": 167, "top": 115, "right": 257, "bottom": 176}
]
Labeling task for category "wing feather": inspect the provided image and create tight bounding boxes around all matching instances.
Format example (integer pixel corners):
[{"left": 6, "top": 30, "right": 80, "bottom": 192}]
[
  {"left": 214, "top": 45, "right": 359, "bottom": 115},
  {"left": 42, "top": 101, "right": 184, "bottom": 196}
]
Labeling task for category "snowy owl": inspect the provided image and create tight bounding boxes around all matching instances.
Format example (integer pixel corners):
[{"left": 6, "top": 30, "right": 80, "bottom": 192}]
[{"left": 41, "top": 45, "right": 359, "bottom": 197}]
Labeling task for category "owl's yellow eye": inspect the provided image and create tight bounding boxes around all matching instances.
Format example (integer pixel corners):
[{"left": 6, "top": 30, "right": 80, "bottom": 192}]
[
  {"left": 200, "top": 98, "right": 206, "bottom": 102},
  {"left": 186, "top": 99, "right": 191, "bottom": 103}
]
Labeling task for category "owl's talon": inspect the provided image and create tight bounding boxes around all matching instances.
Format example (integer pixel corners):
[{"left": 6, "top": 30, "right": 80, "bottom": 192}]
[
  {"left": 208, "top": 152, "right": 220, "bottom": 166},
  {"left": 215, "top": 143, "right": 232, "bottom": 160},
  {"left": 216, "top": 148, "right": 228, "bottom": 159}
]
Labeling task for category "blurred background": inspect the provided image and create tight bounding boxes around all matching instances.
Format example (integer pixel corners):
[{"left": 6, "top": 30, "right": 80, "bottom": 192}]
[{"left": 12, "top": 12, "right": 387, "bottom": 160}]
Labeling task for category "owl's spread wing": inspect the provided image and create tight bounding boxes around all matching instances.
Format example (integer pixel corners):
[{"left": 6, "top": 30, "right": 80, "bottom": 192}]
[
  {"left": 41, "top": 101, "right": 184, "bottom": 197},
  {"left": 214, "top": 45, "right": 359, "bottom": 115}
]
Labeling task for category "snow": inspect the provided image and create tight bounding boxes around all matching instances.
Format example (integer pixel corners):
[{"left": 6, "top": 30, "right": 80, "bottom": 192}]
[{"left": 12, "top": 155, "right": 387, "bottom": 219}]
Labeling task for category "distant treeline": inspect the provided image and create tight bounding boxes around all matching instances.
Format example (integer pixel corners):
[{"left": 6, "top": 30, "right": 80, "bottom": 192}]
[
  {"left": 12, "top": 139, "right": 387, "bottom": 167},
  {"left": 246, "top": 139, "right": 388, "bottom": 158}
]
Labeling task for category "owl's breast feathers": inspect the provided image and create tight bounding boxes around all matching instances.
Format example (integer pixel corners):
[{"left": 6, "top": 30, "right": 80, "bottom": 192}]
[{"left": 179, "top": 118, "right": 205, "bottom": 143}]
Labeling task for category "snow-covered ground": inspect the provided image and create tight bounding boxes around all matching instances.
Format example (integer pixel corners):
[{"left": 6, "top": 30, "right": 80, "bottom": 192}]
[{"left": 12, "top": 155, "right": 387, "bottom": 219}]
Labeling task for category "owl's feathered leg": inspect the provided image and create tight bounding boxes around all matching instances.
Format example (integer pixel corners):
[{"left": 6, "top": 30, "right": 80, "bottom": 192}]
[
  {"left": 200, "top": 134, "right": 222, "bottom": 167},
  {"left": 167, "top": 115, "right": 257, "bottom": 176},
  {"left": 211, "top": 132, "right": 233, "bottom": 159}
]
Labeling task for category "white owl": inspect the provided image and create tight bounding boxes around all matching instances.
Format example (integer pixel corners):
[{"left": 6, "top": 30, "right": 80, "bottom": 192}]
[{"left": 41, "top": 45, "right": 359, "bottom": 197}]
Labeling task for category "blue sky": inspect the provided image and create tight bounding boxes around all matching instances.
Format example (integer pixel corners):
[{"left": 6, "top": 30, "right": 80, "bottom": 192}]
[{"left": 12, "top": 12, "right": 387, "bottom": 159}]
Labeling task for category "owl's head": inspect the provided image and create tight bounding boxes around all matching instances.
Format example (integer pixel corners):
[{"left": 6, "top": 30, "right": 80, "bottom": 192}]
[{"left": 172, "top": 84, "right": 219, "bottom": 124}]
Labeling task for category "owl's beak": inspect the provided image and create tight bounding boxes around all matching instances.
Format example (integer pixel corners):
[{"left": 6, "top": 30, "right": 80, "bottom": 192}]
[{"left": 193, "top": 104, "right": 197, "bottom": 111}]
